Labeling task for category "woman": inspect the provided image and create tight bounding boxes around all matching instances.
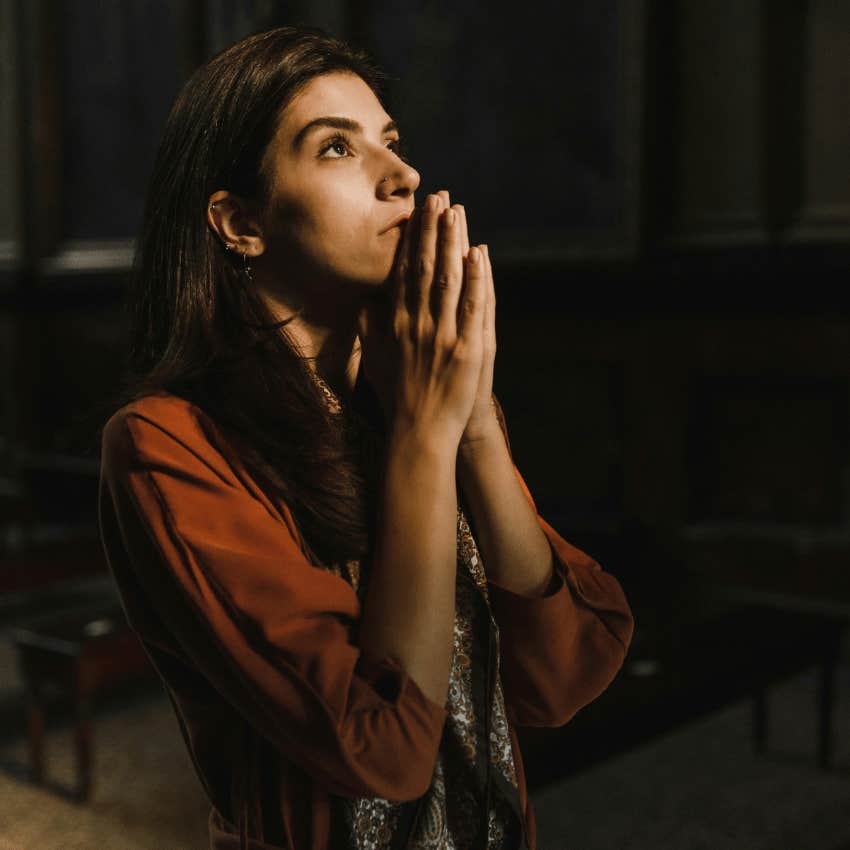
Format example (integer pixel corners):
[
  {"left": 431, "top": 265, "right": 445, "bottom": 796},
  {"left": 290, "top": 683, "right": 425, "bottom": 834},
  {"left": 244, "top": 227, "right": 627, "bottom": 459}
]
[{"left": 98, "top": 25, "right": 634, "bottom": 850}]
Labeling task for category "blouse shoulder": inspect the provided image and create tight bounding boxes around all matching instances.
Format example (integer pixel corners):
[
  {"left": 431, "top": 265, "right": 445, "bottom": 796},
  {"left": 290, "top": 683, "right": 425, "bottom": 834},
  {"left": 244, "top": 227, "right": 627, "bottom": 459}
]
[
  {"left": 101, "top": 390, "right": 294, "bottom": 533},
  {"left": 104, "top": 391, "right": 236, "bottom": 468},
  {"left": 105, "top": 391, "right": 208, "bottom": 442}
]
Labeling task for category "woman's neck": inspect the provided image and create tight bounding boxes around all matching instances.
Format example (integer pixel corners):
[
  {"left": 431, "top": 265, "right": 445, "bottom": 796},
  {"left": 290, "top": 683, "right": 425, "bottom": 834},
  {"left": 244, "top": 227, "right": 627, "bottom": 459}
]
[
  {"left": 260, "top": 289, "right": 362, "bottom": 402},
  {"left": 309, "top": 320, "right": 362, "bottom": 402}
]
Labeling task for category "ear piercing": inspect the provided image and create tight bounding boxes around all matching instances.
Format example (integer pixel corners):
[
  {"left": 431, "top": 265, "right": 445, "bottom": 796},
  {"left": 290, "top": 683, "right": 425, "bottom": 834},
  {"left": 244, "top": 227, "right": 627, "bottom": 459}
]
[
  {"left": 209, "top": 201, "right": 252, "bottom": 281},
  {"left": 219, "top": 239, "right": 253, "bottom": 282}
]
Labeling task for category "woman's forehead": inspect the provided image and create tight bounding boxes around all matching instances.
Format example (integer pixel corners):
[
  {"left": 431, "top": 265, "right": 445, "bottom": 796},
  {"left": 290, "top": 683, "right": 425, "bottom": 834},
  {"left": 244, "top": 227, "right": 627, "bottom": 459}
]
[{"left": 280, "top": 72, "right": 391, "bottom": 141}]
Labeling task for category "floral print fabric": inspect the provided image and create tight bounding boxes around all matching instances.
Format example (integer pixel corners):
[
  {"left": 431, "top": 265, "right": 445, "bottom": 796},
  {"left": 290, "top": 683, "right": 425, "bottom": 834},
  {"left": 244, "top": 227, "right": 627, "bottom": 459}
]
[{"left": 324, "top": 508, "right": 526, "bottom": 850}]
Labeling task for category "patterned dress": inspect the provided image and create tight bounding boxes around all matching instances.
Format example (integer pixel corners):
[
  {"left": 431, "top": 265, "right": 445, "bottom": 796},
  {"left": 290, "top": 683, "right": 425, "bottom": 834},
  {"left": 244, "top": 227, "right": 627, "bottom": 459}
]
[{"left": 312, "top": 372, "right": 529, "bottom": 850}]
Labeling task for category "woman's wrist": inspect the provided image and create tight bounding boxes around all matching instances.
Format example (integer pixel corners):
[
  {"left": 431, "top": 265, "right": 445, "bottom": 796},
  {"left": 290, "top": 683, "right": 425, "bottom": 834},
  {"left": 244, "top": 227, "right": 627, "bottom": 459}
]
[
  {"left": 458, "top": 411, "right": 505, "bottom": 459},
  {"left": 386, "top": 420, "right": 460, "bottom": 468}
]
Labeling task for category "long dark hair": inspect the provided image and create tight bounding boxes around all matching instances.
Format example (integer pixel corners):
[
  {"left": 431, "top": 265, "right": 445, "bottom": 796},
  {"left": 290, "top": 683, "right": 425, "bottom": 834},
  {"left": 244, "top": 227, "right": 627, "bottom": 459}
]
[{"left": 118, "top": 26, "right": 392, "bottom": 565}]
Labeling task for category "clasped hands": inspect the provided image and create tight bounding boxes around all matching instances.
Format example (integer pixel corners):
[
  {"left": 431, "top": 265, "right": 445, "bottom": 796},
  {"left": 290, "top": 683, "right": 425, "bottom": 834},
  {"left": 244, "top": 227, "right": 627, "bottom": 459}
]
[{"left": 357, "top": 190, "right": 500, "bottom": 451}]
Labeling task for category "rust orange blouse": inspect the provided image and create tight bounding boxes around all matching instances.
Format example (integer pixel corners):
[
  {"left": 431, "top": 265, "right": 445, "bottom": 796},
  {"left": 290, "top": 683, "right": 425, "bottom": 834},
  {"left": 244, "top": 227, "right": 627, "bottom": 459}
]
[{"left": 97, "top": 392, "right": 634, "bottom": 850}]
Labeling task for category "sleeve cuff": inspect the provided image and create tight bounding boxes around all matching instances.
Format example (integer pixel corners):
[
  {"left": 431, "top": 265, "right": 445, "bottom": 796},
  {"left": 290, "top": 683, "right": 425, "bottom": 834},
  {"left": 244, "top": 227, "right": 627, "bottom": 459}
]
[
  {"left": 485, "top": 539, "right": 569, "bottom": 604},
  {"left": 354, "top": 652, "right": 451, "bottom": 720}
]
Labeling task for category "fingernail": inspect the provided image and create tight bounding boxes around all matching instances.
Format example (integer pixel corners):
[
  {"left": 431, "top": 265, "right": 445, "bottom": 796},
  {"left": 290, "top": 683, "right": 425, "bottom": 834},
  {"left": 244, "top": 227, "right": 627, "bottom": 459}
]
[
  {"left": 426, "top": 195, "right": 438, "bottom": 211},
  {"left": 469, "top": 246, "right": 480, "bottom": 263},
  {"left": 445, "top": 209, "right": 455, "bottom": 226}
]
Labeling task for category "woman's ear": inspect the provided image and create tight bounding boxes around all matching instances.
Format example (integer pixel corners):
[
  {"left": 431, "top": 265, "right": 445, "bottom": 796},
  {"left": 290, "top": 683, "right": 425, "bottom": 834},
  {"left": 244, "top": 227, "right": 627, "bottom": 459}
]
[{"left": 206, "top": 191, "right": 266, "bottom": 258}]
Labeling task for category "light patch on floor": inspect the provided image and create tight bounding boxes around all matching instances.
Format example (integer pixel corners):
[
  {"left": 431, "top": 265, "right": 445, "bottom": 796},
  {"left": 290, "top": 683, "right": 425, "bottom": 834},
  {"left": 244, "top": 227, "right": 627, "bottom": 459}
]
[{"left": 531, "top": 663, "right": 850, "bottom": 850}]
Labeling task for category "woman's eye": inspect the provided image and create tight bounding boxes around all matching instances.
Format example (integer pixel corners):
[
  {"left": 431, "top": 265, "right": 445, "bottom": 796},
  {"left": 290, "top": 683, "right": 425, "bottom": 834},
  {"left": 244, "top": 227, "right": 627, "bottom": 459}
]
[
  {"left": 318, "top": 134, "right": 408, "bottom": 161},
  {"left": 319, "top": 134, "right": 351, "bottom": 158}
]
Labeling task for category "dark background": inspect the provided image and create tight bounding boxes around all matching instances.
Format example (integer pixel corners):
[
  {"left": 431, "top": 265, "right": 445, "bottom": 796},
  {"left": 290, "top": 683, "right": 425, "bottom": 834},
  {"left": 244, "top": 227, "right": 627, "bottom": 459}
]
[{"left": 1, "top": 0, "right": 849, "bottom": 843}]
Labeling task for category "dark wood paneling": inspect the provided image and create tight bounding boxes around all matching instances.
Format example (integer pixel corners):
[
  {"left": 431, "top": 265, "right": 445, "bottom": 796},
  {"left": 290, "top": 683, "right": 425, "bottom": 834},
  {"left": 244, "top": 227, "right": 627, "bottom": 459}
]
[
  {"left": 16, "top": 0, "right": 202, "bottom": 275},
  {"left": 667, "top": 0, "right": 766, "bottom": 245},
  {"left": 496, "top": 315, "right": 626, "bottom": 526},
  {"left": 688, "top": 375, "right": 848, "bottom": 525},
  {"left": 762, "top": 1, "right": 807, "bottom": 236},
  {"left": 18, "top": 300, "right": 129, "bottom": 459},
  {"left": 1, "top": 1, "right": 849, "bottom": 604},
  {"left": 790, "top": 0, "right": 850, "bottom": 241},
  {"left": 58, "top": 0, "right": 199, "bottom": 241},
  {"left": 361, "top": 0, "right": 645, "bottom": 263},
  {"left": 0, "top": 0, "right": 20, "bottom": 266}
]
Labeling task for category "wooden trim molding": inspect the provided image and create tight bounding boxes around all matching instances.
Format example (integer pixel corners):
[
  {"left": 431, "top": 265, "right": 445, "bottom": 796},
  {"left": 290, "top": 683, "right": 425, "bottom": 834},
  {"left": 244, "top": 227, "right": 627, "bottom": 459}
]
[{"left": 37, "top": 240, "right": 136, "bottom": 275}]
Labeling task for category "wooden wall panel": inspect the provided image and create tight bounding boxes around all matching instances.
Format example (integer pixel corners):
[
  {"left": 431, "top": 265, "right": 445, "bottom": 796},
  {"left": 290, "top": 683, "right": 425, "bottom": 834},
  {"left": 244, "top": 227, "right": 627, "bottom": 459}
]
[
  {"left": 21, "top": 303, "right": 128, "bottom": 458},
  {"left": 362, "top": 0, "right": 644, "bottom": 263},
  {"left": 790, "top": 0, "right": 850, "bottom": 241},
  {"left": 495, "top": 316, "right": 626, "bottom": 529},
  {"left": 0, "top": 0, "right": 20, "bottom": 267},
  {"left": 57, "top": 0, "right": 199, "bottom": 242},
  {"left": 16, "top": 0, "right": 201, "bottom": 274},
  {"left": 0, "top": 312, "right": 14, "bottom": 464},
  {"left": 688, "top": 376, "right": 848, "bottom": 525},
  {"left": 668, "top": 0, "right": 766, "bottom": 245},
  {"left": 0, "top": 0, "right": 848, "bottom": 607},
  {"left": 620, "top": 319, "right": 690, "bottom": 530},
  {"left": 496, "top": 311, "right": 850, "bottom": 548}
]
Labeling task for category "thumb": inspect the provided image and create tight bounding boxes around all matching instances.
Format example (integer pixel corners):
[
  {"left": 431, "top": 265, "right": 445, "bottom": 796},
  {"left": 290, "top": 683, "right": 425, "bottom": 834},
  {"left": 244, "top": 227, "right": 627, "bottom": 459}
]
[
  {"left": 356, "top": 305, "right": 369, "bottom": 346},
  {"left": 357, "top": 304, "right": 379, "bottom": 379},
  {"left": 358, "top": 296, "right": 390, "bottom": 350}
]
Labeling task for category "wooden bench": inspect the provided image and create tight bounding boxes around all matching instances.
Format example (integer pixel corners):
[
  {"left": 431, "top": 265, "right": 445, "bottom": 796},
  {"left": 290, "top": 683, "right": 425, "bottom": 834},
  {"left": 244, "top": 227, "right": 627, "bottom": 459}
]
[
  {"left": 8, "top": 601, "right": 156, "bottom": 801},
  {"left": 516, "top": 602, "right": 846, "bottom": 791}
]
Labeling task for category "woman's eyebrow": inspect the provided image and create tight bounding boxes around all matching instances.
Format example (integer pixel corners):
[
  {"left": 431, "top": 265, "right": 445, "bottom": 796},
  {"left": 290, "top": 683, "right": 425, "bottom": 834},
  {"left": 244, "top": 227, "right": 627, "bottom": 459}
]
[{"left": 292, "top": 117, "right": 398, "bottom": 150}]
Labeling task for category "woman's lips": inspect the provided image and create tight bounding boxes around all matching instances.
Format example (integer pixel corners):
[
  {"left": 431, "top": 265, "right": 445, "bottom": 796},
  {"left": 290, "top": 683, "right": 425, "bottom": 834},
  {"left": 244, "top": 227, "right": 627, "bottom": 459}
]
[{"left": 380, "top": 211, "right": 413, "bottom": 234}]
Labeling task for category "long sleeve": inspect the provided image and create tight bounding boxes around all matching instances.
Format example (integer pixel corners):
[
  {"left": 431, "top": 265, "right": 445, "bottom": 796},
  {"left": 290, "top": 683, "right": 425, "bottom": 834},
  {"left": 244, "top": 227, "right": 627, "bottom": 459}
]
[
  {"left": 98, "top": 400, "right": 449, "bottom": 802},
  {"left": 485, "top": 395, "right": 634, "bottom": 728}
]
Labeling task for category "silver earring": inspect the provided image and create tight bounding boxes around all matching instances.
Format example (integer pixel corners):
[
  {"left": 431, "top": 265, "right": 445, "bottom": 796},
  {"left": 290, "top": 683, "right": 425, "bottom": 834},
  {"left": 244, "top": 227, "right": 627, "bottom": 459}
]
[{"left": 242, "top": 251, "right": 253, "bottom": 284}]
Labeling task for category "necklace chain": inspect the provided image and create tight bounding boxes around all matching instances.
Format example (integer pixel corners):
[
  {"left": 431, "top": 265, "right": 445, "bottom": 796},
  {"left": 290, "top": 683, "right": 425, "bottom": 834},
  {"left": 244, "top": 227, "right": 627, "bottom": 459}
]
[{"left": 311, "top": 370, "right": 343, "bottom": 415}]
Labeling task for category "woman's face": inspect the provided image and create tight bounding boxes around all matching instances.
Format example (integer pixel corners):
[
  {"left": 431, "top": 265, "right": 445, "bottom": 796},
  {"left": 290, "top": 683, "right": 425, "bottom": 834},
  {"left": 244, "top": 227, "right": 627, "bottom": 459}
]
[{"left": 256, "top": 71, "right": 420, "bottom": 300}]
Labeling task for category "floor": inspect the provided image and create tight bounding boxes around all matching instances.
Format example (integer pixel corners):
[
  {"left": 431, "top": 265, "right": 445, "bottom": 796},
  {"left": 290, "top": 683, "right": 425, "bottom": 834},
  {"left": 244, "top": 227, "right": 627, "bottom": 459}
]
[{"left": 532, "top": 663, "right": 850, "bottom": 850}]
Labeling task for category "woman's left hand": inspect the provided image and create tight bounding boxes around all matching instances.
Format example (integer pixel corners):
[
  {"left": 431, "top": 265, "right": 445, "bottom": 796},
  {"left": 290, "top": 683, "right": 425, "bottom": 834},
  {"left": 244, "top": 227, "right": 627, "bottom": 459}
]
[{"left": 431, "top": 191, "right": 499, "bottom": 448}]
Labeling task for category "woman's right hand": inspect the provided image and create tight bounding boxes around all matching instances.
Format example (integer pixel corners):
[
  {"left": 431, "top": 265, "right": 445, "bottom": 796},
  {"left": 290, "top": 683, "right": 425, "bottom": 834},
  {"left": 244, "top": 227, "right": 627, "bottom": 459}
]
[{"left": 358, "top": 192, "right": 488, "bottom": 452}]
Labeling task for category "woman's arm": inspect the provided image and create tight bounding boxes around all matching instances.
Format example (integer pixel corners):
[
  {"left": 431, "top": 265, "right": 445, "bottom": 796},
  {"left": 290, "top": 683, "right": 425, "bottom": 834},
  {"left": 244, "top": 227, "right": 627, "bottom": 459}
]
[
  {"left": 358, "top": 429, "right": 458, "bottom": 708},
  {"left": 424, "top": 198, "right": 555, "bottom": 599},
  {"left": 424, "top": 197, "right": 634, "bottom": 724},
  {"left": 456, "top": 395, "right": 635, "bottom": 727},
  {"left": 100, "top": 404, "right": 450, "bottom": 801},
  {"left": 356, "top": 193, "right": 492, "bottom": 710},
  {"left": 456, "top": 417, "right": 557, "bottom": 598}
]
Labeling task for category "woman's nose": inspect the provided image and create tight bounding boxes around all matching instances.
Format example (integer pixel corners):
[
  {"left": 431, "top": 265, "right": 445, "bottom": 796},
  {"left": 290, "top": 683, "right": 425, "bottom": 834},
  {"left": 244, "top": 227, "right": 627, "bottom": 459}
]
[{"left": 377, "top": 162, "right": 420, "bottom": 199}]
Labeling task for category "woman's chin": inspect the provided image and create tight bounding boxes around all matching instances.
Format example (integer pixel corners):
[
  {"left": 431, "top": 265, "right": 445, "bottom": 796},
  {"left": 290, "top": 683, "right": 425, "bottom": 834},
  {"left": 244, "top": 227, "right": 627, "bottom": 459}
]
[
  {"left": 372, "top": 256, "right": 397, "bottom": 288},
  {"left": 338, "top": 249, "right": 397, "bottom": 290}
]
